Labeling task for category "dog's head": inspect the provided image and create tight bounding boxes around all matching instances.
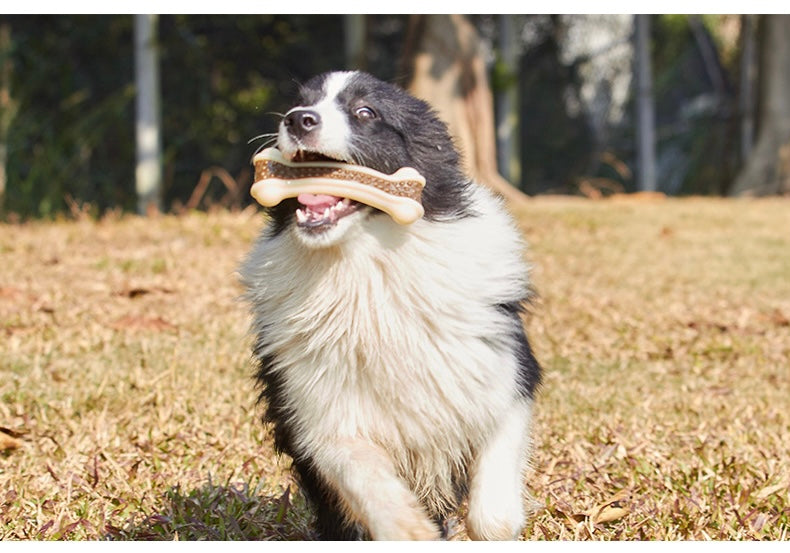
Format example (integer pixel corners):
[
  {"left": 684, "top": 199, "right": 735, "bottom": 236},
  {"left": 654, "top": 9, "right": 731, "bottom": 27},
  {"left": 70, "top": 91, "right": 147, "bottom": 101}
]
[{"left": 268, "top": 71, "right": 472, "bottom": 248}]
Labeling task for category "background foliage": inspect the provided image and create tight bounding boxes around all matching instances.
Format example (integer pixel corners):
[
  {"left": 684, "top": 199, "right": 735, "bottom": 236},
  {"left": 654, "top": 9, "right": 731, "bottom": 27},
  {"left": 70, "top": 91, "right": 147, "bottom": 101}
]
[
  {"left": 3, "top": 15, "right": 349, "bottom": 218},
  {"left": 0, "top": 15, "right": 764, "bottom": 218}
]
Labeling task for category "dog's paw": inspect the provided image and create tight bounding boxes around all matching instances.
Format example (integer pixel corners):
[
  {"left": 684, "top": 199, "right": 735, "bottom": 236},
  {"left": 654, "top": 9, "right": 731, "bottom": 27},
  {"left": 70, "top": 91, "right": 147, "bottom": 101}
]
[
  {"left": 368, "top": 509, "right": 441, "bottom": 540},
  {"left": 466, "top": 502, "right": 525, "bottom": 541}
]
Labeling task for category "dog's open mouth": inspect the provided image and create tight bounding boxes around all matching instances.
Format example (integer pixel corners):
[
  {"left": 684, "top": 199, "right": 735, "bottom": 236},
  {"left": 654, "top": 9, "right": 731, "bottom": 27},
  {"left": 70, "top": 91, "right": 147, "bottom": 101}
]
[
  {"left": 296, "top": 194, "right": 361, "bottom": 229},
  {"left": 291, "top": 150, "right": 362, "bottom": 231}
]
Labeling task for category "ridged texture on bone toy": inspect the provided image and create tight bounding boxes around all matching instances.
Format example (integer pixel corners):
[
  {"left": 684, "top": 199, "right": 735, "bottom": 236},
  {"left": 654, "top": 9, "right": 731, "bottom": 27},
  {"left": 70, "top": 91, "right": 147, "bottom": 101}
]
[{"left": 254, "top": 159, "right": 424, "bottom": 203}]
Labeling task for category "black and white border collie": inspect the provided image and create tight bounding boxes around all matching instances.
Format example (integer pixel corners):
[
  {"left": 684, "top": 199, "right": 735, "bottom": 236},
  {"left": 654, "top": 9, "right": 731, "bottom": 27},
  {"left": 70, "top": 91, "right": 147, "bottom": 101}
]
[{"left": 239, "top": 71, "right": 541, "bottom": 540}]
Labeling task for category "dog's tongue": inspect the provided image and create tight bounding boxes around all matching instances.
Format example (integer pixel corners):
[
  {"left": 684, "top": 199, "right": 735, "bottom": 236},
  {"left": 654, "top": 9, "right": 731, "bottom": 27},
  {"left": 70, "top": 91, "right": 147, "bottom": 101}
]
[{"left": 297, "top": 193, "right": 341, "bottom": 210}]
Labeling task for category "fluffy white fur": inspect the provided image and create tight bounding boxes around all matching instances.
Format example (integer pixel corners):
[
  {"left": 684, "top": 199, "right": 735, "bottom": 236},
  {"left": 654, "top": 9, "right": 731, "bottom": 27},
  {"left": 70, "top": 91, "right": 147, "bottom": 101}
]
[{"left": 240, "top": 184, "right": 534, "bottom": 539}]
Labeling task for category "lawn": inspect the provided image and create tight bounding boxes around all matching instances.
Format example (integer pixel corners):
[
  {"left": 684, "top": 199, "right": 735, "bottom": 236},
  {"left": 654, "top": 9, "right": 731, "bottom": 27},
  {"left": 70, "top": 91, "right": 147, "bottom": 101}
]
[{"left": 1, "top": 196, "right": 789, "bottom": 540}]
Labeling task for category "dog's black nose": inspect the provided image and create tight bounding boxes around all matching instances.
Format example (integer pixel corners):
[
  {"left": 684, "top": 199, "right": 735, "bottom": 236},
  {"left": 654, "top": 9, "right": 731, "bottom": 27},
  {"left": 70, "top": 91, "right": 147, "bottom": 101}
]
[{"left": 284, "top": 109, "right": 321, "bottom": 139}]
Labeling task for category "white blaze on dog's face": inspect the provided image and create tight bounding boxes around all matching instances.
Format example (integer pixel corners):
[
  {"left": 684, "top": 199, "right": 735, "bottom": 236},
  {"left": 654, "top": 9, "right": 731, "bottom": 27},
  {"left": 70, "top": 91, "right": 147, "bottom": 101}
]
[
  {"left": 276, "top": 72, "right": 369, "bottom": 249},
  {"left": 277, "top": 71, "right": 355, "bottom": 163}
]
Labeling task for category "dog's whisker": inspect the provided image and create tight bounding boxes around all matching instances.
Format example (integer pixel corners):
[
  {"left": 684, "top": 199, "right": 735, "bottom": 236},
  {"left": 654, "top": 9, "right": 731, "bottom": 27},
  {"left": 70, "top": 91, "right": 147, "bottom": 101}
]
[
  {"left": 248, "top": 133, "right": 278, "bottom": 145},
  {"left": 347, "top": 144, "right": 365, "bottom": 166},
  {"left": 252, "top": 141, "right": 275, "bottom": 157}
]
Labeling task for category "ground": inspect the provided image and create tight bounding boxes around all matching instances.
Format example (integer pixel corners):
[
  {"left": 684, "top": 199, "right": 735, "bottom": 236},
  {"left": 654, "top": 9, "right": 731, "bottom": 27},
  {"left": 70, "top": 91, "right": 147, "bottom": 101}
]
[{"left": 1, "top": 196, "right": 789, "bottom": 540}]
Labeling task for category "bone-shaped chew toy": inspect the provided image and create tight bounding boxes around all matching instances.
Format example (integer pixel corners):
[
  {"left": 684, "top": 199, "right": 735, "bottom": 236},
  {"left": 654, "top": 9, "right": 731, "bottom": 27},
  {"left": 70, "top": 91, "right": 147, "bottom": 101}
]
[{"left": 250, "top": 147, "right": 426, "bottom": 225}]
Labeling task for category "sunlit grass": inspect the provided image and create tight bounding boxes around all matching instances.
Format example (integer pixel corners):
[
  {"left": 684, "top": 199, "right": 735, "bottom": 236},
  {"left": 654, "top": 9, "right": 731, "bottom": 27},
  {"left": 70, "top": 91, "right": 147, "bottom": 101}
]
[{"left": 1, "top": 197, "right": 789, "bottom": 540}]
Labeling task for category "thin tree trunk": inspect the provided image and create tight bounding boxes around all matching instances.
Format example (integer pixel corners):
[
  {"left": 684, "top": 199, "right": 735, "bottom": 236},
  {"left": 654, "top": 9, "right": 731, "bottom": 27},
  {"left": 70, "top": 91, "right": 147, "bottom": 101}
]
[
  {"left": 732, "top": 15, "right": 790, "bottom": 196},
  {"left": 496, "top": 14, "right": 519, "bottom": 184},
  {"left": 0, "top": 22, "right": 14, "bottom": 211},
  {"left": 634, "top": 14, "right": 657, "bottom": 192},
  {"left": 739, "top": 14, "right": 757, "bottom": 162},
  {"left": 134, "top": 14, "right": 163, "bottom": 215},
  {"left": 402, "top": 14, "right": 529, "bottom": 206},
  {"left": 344, "top": 15, "right": 367, "bottom": 70}
]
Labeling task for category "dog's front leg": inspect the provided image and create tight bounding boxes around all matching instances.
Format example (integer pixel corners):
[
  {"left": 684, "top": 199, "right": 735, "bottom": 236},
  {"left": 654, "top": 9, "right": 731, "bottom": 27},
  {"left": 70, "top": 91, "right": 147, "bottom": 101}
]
[
  {"left": 466, "top": 399, "right": 533, "bottom": 540},
  {"left": 313, "top": 437, "right": 441, "bottom": 540}
]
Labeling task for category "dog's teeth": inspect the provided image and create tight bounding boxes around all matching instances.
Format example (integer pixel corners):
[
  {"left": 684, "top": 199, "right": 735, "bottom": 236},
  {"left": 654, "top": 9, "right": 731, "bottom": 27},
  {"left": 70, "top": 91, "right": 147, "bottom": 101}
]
[
  {"left": 296, "top": 209, "right": 307, "bottom": 223},
  {"left": 322, "top": 208, "right": 330, "bottom": 219}
]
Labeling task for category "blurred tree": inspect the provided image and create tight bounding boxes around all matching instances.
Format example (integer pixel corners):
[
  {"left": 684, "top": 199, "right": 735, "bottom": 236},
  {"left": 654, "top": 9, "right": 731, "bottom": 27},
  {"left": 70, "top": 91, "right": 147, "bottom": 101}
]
[
  {"left": 0, "top": 15, "right": 348, "bottom": 218},
  {"left": 738, "top": 14, "right": 757, "bottom": 163},
  {"left": 494, "top": 14, "right": 519, "bottom": 184},
  {"left": 401, "top": 14, "right": 528, "bottom": 205},
  {"left": 2, "top": 15, "right": 136, "bottom": 218},
  {"left": 621, "top": 15, "right": 739, "bottom": 195},
  {"left": 634, "top": 14, "right": 657, "bottom": 192},
  {"left": 2, "top": 14, "right": 775, "bottom": 219},
  {"left": 0, "top": 22, "right": 14, "bottom": 211},
  {"left": 731, "top": 14, "right": 790, "bottom": 196},
  {"left": 344, "top": 14, "right": 367, "bottom": 70},
  {"left": 516, "top": 16, "right": 596, "bottom": 195},
  {"left": 134, "top": 14, "right": 163, "bottom": 215}
]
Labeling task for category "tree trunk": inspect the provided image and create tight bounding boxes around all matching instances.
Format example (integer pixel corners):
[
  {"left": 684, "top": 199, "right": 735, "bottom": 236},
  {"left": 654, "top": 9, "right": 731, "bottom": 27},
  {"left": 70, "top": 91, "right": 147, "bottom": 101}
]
[
  {"left": 633, "top": 14, "right": 657, "bottom": 192},
  {"left": 344, "top": 15, "right": 367, "bottom": 70},
  {"left": 496, "top": 14, "right": 519, "bottom": 184},
  {"left": 738, "top": 14, "right": 757, "bottom": 163},
  {"left": 0, "top": 22, "right": 15, "bottom": 212},
  {"left": 134, "top": 14, "right": 163, "bottom": 215},
  {"left": 731, "top": 15, "right": 790, "bottom": 196},
  {"left": 401, "top": 14, "right": 529, "bottom": 206}
]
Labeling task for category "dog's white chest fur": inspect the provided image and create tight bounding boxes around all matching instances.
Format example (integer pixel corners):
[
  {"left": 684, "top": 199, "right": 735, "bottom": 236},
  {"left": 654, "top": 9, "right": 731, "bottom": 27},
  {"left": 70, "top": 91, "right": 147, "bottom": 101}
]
[{"left": 242, "top": 187, "right": 530, "bottom": 513}]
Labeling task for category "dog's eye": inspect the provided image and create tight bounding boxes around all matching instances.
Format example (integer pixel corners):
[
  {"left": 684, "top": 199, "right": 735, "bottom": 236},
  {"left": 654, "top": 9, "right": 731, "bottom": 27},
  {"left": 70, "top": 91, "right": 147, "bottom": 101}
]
[{"left": 354, "top": 106, "right": 376, "bottom": 120}]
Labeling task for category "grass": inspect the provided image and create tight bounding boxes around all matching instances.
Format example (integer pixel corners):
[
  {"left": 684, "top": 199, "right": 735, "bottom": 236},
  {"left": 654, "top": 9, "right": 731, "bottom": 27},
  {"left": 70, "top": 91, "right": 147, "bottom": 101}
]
[{"left": 1, "top": 196, "right": 789, "bottom": 540}]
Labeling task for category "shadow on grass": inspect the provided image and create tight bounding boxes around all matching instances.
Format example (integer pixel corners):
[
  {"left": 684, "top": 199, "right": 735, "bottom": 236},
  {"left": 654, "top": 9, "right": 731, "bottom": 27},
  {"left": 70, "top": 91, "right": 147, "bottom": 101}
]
[{"left": 109, "top": 478, "right": 316, "bottom": 540}]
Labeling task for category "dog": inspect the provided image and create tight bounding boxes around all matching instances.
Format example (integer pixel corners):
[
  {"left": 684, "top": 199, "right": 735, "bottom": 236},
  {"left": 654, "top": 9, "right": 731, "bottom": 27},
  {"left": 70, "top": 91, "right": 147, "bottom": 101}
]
[{"left": 239, "top": 71, "right": 541, "bottom": 540}]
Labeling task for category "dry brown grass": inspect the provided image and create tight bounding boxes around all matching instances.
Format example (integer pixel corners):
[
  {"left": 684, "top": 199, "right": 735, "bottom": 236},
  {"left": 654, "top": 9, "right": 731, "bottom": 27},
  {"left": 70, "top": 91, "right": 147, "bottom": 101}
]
[{"left": 1, "top": 197, "right": 789, "bottom": 540}]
